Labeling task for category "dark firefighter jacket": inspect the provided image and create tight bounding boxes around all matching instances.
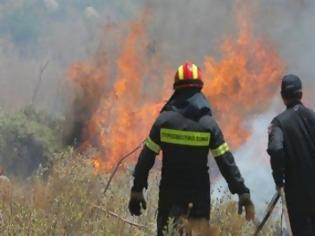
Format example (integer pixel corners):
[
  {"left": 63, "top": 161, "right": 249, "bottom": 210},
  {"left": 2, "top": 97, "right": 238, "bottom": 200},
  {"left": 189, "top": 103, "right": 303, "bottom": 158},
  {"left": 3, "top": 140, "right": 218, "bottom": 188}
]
[
  {"left": 268, "top": 101, "right": 315, "bottom": 216},
  {"left": 132, "top": 89, "right": 249, "bottom": 197}
]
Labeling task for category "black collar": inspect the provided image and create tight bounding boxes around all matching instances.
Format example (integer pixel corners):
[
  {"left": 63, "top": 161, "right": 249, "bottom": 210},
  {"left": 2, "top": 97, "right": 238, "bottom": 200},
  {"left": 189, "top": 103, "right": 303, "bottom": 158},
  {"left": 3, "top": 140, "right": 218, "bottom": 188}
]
[{"left": 286, "top": 100, "right": 302, "bottom": 109}]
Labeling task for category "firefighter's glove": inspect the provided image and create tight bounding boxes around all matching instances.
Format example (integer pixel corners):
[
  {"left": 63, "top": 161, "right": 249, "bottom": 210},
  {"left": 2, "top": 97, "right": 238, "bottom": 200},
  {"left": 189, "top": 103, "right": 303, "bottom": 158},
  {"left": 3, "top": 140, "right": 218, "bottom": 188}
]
[
  {"left": 276, "top": 186, "right": 284, "bottom": 195},
  {"left": 128, "top": 191, "right": 146, "bottom": 216},
  {"left": 238, "top": 193, "right": 255, "bottom": 221}
]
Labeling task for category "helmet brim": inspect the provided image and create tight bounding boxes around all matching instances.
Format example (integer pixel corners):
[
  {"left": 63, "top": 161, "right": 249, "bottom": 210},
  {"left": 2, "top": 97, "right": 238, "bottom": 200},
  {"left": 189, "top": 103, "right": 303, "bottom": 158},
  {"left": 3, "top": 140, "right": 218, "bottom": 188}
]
[{"left": 173, "top": 79, "right": 203, "bottom": 90}]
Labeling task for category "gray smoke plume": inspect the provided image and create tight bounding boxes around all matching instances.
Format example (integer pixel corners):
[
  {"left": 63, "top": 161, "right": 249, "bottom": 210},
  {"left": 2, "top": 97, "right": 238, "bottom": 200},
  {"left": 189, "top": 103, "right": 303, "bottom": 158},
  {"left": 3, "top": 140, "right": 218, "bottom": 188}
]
[
  {"left": 1, "top": 0, "right": 314, "bottom": 108},
  {"left": 0, "top": 0, "right": 141, "bottom": 111}
]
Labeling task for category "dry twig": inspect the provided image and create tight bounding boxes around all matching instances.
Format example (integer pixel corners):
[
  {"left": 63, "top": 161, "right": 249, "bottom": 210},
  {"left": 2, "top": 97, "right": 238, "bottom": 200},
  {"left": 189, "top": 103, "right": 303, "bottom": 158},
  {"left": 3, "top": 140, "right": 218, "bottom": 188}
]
[
  {"left": 92, "top": 204, "right": 147, "bottom": 230},
  {"left": 32, "top": 60, "right": 49, "bottom": 105},
  {"left": 103, "top": 141, "right": 144, "bottom": 195}
]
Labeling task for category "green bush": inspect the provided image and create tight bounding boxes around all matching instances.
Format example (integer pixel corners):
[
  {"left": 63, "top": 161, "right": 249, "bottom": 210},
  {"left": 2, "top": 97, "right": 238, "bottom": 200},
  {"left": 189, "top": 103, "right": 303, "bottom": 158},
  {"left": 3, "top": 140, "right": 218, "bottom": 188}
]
[{"left": 0, "top": 106, "right": 63, "bottom": 178}]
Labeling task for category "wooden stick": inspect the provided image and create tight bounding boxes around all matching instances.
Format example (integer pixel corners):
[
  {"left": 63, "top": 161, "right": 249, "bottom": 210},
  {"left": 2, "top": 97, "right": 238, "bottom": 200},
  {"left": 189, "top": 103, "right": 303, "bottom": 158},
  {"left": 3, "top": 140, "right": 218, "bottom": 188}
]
[
  {"left": 92, "top": 204, "right": 147, "bottom": 230},
  {"left": 254, "top": 192, "right": 280, "bottom": 236},
  {"left": 32, "top": 60, "right": 49, "bottom": 105},
  {"left": 103, "top": 141, "right": 144, "bottom": 195}
]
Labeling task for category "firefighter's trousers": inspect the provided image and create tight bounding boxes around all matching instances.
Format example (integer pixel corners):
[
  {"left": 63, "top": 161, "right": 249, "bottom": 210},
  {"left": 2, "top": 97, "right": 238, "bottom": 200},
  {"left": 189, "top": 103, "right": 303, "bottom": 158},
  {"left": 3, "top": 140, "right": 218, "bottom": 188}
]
[{"left": 157, "top": 189, "right": 210, "bottom": 236}]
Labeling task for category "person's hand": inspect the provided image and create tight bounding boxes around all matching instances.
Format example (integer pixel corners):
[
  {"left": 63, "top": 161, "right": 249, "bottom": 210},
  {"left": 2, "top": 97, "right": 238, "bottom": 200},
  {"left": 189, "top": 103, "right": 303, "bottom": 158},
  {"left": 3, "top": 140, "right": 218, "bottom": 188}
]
[
  {"left": 238, "top": 193, "right": 255, "bottom": 221},
  {"left": 276, "top": 186, "right": 284, "bottom": 195},
  {"left": 128, "top": 191, "right": 146, "bottom": 216}
]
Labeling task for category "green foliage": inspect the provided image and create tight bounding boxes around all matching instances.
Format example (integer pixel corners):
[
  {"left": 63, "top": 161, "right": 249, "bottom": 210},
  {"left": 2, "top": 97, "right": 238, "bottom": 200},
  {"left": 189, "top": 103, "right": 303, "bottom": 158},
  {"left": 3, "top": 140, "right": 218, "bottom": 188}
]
[{"left": 0, "top": 106, "right": 63, "bottom": 178}]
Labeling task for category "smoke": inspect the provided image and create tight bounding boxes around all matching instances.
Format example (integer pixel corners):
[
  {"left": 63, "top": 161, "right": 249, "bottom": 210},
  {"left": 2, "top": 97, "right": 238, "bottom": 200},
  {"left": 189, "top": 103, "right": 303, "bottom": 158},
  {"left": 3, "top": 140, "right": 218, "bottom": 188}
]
[
  {"left": 0, "top": 0, "right": 140, "bottom": 111},
  {"left": 235, "top": 102, "right": 280, "bottom": 214},
  {"left": 84, "top": 6, "right": 100, "bottom": 20},
  {"left": 252, "top": 0, "right": 315, "bottom": 105},
  {"left": 43, "top": 0, "right": 59, "bottom": 12}
]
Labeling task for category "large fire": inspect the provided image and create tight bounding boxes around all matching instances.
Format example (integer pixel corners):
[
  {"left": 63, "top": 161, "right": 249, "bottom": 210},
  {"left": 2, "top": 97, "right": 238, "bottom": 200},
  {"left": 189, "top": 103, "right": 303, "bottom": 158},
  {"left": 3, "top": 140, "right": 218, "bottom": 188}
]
[
  {"left": 67, "top": 5, "right": 283, "bottom": 172},
  {"left": 203, "top": 5, "right": 284, "bottom": 148},
  {"left": 68, "top": 14, "right": 169, "bottom": 171}
]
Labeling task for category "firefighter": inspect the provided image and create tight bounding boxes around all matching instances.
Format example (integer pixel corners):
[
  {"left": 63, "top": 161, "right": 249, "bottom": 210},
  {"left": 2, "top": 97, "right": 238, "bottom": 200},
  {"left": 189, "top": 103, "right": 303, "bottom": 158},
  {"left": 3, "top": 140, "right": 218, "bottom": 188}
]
[
  {"left": 267, "top": 74, "right": 315, "bottom": 235},
  {"left": 128, "top": 63, "right": 255, "bottom": 235}
]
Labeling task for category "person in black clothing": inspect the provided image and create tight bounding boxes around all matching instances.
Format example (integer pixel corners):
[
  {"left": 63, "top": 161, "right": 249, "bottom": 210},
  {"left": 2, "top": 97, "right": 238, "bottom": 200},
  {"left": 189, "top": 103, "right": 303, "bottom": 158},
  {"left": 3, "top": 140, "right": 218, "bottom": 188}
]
[
  {"left": 128, "top": 63, "right": 255, "bottom": 235},
  {"left": 267, "top": 74, "right": 315, "bottom": 236}
]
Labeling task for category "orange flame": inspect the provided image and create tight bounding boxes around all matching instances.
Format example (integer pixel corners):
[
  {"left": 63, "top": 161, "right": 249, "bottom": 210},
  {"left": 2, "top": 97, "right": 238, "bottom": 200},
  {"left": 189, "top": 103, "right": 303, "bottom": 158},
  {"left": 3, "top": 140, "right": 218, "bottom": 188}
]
[
  {"left": 92, "top": 159, "right": 101, "bottom": 170},
  {"left": 204, "top": 4, "right": 284, "bottom": 148},
  {"left": 68, "top": 13, "right": 168, "bottom": 171},
  {"left": 68, "top": 5, "right": 284, "bottom": 172}
]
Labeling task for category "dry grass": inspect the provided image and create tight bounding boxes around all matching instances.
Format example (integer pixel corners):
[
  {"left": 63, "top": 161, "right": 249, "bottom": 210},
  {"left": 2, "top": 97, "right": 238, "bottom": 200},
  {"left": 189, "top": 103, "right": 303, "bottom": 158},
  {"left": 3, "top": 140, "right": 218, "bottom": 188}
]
[{"left": 0, "top": 149, "right": 278, "bottom": 235}]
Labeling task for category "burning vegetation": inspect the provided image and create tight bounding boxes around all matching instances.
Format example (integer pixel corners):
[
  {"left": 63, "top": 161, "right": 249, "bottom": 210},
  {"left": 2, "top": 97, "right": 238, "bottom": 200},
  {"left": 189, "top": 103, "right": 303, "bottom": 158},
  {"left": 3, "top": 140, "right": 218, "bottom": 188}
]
[
  {"left": 67, "top": 6, "right": 283, "bottom": 172},
  {"left": 67, "top": 13, "right": 170, "bottom": 171},
  {"left": 203, "top": 7, "right": 284, "bottom": 148}
]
